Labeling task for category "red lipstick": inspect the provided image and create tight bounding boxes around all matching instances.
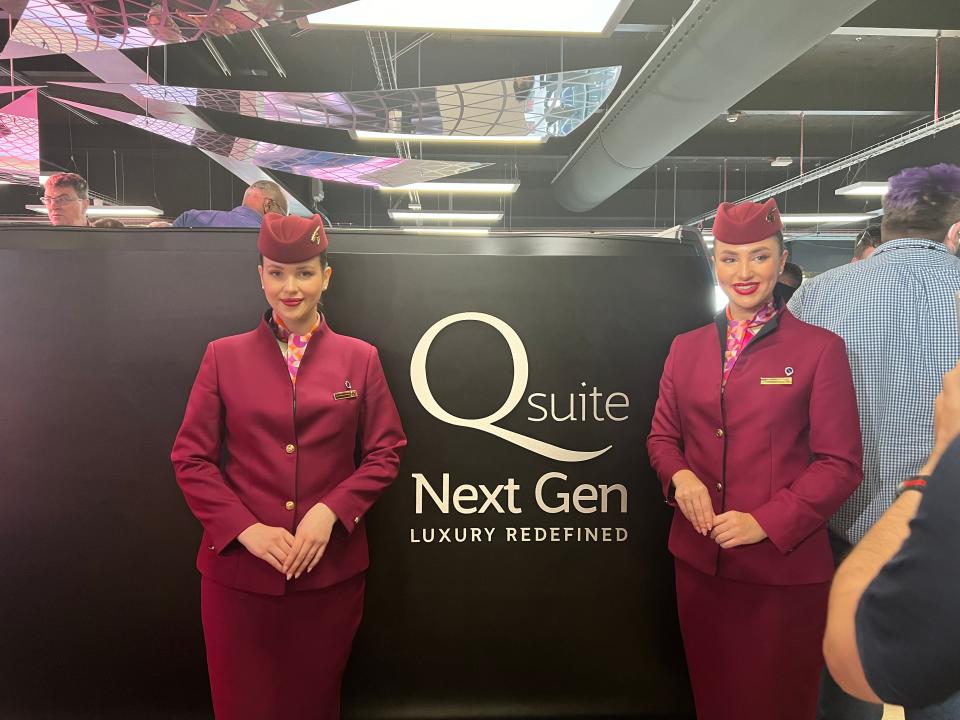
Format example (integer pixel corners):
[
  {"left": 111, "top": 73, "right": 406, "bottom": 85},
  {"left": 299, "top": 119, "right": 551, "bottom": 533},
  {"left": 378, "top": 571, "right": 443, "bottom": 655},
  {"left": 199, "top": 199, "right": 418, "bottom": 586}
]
[{"left": 732, "top": 283, "right": 760, "bottom": 296}]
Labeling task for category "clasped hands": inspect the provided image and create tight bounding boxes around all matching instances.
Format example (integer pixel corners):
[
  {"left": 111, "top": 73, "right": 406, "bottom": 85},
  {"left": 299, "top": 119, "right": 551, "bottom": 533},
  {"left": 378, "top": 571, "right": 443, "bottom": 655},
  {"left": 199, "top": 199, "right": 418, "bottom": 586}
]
[
  {"left": 237, "top": 502, "right": 338, "bottom": 580},
  {"left": 671, "top": 470, "right": 767, "bottom": 548}
]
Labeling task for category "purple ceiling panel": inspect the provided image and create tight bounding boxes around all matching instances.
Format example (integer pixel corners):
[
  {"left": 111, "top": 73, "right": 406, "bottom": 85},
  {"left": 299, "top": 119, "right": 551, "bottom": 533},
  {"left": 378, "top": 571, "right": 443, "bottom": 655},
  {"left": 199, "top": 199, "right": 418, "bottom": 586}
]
[
  {"left": 57, "top": 66, "right": 623, "bottom": 137},
  {"left": 60, "top": 99, "right": 490, "bottom": 186},
  {"left": 0, "top": 89, "right": 40, "bottom": 185},
  {"left": 0, "top": 0, "right": 358, "bottom": 58}
]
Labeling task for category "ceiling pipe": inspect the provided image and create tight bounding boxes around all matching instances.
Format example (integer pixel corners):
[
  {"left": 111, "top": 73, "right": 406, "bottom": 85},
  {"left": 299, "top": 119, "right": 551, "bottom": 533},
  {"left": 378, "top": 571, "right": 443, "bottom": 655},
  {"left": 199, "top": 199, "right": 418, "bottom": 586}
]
[{"left": 552, "top": 0, "right": 877, "bottom": 212}]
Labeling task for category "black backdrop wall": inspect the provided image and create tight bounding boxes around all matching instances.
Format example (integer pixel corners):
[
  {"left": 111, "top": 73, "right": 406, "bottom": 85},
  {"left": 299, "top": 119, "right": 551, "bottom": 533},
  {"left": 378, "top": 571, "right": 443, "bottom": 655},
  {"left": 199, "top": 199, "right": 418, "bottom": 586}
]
[{"left": 0, "top": 228, "right": 713, "bottom": 719}]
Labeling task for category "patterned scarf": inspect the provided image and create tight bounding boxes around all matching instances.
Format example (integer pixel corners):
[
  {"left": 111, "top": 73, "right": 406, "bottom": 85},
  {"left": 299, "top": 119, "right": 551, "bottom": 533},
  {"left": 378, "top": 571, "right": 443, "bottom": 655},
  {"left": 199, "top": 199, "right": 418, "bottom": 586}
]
[
  {"left": 723, "top": 301, "right": 777, "bottom": 385},
  {"left": 271, "top": 310, "right": 321, "bottom": 385}
]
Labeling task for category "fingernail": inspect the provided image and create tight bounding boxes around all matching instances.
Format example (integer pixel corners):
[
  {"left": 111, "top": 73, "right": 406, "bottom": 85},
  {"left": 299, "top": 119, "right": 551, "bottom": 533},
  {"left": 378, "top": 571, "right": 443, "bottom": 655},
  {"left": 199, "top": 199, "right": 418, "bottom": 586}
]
[{"left": 286, "top": 574, "right": 292, "bottom": 580}]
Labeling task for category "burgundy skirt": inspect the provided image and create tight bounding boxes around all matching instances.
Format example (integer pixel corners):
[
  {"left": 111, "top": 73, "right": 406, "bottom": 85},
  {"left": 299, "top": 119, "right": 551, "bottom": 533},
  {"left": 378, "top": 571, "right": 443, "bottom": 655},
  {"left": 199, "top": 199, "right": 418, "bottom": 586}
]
[
  {"left": 675, "top": 559, "right": 829, "bottom": 720},
  {"left": 201, "top": 573, "right": 365, "bottom": 720}
]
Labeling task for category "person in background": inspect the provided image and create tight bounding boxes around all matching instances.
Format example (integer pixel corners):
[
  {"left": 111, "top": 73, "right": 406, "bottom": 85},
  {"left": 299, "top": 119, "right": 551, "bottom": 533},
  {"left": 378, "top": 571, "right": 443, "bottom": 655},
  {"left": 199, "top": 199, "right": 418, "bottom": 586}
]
[
  {"left": 647, "top": 198, "right": 862, "bottom": 720},
  {"left": 775, "top": 260, "right": 804, "bottom": 302},
  {"left": 852, "top": 226, "right": 882, "bottom": 262},
  {"left": 91, "top": 217, "right": 124, "bottom": 228},
  {"left": 824, "top": 361, "right": 960, "bottom": 711},
  {"left": 41, "top": 173, "right": 90, "bottom": 227},
  {"left": 172, "top": 179, "right": 287, "bottom": 228},
  {"left": 788, "top": 163, "right": 960, "bottom": 720}
]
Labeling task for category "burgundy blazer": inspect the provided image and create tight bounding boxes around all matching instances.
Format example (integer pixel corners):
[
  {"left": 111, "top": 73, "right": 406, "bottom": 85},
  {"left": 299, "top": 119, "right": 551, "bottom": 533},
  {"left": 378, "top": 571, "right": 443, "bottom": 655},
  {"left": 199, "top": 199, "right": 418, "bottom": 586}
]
[
  {"left": 171, "top": 315, "right": 407, "bottom": 596},
  {"left": 647, "top": 308, "right": 862, "bottom": 585}
]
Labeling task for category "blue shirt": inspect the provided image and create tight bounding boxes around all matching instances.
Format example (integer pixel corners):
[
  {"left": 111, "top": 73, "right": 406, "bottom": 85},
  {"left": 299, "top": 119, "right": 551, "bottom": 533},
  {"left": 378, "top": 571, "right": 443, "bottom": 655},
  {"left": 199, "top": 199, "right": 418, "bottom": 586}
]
[
  {"left": 789, "top": 238, "right": 960, "bottom": 543},
  {"left": 172, "top": 205, "right": 262, "bottom": 228}
]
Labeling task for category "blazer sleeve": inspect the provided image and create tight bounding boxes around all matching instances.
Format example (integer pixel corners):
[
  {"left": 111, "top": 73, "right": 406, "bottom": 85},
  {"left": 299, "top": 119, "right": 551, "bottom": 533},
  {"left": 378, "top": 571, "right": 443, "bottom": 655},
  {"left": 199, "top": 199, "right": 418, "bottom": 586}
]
[
  {"left": 646, "top": 337, "right": 690, "bottom": 503},
  {"left": 321, "top": 346, "right": 407, "bottom": 533},
  {"left": 751, "top": 335, "right": 863, "bottom": 553},
  {"left": 170, "top": 343, "right": 258, "bottom": 554}
]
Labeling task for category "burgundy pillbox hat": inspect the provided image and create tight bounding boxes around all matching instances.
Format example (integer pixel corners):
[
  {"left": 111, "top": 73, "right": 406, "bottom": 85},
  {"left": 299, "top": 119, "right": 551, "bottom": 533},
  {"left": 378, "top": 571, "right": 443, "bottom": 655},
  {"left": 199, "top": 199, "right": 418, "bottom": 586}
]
[
  {"left": 257, "top": 213, "right": 328, "bottom": 263},
  {"left": 712, "top": 198, "right": 783, "bottom": 245}
]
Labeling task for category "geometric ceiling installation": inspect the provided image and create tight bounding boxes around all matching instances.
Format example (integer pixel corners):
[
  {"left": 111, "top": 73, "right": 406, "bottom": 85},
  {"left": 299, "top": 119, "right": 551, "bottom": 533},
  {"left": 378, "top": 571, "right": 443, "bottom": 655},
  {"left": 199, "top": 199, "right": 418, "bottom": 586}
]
[
  {"left": 60, "top": 99, "right": 490, "bottom": 186},
  {"left": 57, "top": 66, "right": 622, "bottom": 138},
  {"left": 0, "top": 0, "right": 359, "bottom": 58},
  {"left": 0, "top": 89, "right": 41, "bottom": 185}
]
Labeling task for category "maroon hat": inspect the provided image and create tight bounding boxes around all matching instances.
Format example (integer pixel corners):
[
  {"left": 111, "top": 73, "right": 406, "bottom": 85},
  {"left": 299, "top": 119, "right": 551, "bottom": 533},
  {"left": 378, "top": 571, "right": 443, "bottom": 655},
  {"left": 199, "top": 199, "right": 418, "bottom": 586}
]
[
  {"left": 257, "top": 213, "right": 328, "bottom": 263},
  {"left": 712, "top": 198, "right": 783, "bottom": 245}
]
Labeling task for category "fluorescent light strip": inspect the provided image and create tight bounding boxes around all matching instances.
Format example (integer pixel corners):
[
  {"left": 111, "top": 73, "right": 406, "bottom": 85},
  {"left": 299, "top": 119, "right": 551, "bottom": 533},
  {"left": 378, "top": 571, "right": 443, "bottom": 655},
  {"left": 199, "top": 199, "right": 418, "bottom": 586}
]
[
  {"left": 388, "top": 210, "right": 503, "bottom": 223},
  {"left": 780, "top": 214, "right": 872, "bottom": 224},
  {"left": 401, "top": 227, "right": 490, "bottom": 236},
  {"left": 835, "top": 181, "right": 889, "bottom": 197},
  {"left": 352, "top": 130, "right": 547, "bottom": 145},
  {"left": 378, "top": 181, "right": 520, "bottom": 195},
  {"left": 303, "top": 0, "right": 631, "bottom": 35},
  {"left": 26, "top": 205, "right": 164, "bottom": 217},
  {"left": 770, "top": 157, "right": 793, "bottom": 167}
]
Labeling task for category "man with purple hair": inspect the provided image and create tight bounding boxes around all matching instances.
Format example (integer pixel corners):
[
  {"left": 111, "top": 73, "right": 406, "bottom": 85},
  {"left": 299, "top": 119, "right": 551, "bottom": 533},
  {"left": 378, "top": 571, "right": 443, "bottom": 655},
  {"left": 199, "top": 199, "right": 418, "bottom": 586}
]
[{"left": 789, "top": 163, "right": 960, "bottom": 720}]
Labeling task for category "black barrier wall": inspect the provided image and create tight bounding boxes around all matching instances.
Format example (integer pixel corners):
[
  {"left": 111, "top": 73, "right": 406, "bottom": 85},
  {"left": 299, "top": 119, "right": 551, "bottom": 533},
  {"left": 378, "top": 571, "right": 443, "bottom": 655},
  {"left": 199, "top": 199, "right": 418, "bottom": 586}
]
[{"left": 0, "top": 228, "right": 713, "bottom": 719}]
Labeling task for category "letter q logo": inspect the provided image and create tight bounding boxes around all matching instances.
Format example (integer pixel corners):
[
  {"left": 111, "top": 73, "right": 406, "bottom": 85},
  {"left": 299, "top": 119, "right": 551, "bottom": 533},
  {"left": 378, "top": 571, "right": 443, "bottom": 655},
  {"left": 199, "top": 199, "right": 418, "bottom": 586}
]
[{"left": 410, "top": 312, "right": 611, "bottom": 463}]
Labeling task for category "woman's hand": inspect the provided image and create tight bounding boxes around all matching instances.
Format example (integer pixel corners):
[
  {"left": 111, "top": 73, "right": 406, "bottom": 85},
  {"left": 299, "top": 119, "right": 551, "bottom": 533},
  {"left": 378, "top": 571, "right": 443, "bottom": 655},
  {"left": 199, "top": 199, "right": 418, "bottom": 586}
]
[
  {"left": 710, "top": 511, "right": 767, "bottom": 548},
  {"left": 671, "top": 470, "right": 715, "bottom": 536},
  {"left": 283, "top": 503, "right": 338, "bottom": 580},
  {"left": 237, "top": 523, "right": 295, "bottom": 573}
]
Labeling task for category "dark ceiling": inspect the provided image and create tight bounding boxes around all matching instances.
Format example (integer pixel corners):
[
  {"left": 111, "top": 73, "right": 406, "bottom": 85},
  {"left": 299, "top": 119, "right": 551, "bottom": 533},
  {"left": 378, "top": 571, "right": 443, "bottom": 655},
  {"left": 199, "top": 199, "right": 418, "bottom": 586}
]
[{"left": 2, "top": 0, "right": 959, "bottom": 233}]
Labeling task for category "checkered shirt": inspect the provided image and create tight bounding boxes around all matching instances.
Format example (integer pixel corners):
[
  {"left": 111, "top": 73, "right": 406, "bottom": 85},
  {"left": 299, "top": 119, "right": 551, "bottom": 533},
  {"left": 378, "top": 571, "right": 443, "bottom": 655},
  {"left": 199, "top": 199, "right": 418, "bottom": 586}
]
[{"left": 788, "top": 238, "right": 960, "bottom": 544}]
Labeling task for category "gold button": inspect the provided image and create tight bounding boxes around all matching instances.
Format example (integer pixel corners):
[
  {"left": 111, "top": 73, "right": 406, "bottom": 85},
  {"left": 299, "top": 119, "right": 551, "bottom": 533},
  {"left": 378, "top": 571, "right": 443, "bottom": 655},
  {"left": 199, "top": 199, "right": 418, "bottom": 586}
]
[
  {"left": 353, "top": 516, "right": 360, "bottom": 525},
  {"left": 716, "top": 483, "right": 723, "bottom": 492},
  {"left": 285, "top": 444, "right": 296, "bottom": 454},
  {"left": 714, "top": 428, "right": 725, "bottom": 438},
  {"left": 285, "top": 500, "right": 295, "bottom": 511}
]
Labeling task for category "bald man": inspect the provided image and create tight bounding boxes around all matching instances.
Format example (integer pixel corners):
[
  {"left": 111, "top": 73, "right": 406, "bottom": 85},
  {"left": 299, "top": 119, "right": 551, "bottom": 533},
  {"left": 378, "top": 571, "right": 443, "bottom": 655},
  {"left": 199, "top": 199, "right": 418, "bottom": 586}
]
[{"left": 172, "top": 180, "right": 288, "bottom": 228}]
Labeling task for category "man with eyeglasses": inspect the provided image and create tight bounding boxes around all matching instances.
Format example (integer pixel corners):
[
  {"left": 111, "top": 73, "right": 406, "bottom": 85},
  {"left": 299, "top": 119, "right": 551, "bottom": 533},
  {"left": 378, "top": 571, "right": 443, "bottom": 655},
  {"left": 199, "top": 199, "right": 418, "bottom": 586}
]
[
  {"left": 171, "top": 180, "right": 288, "bottom": 228},
  {"left": 41, "top": 173, "right": 91, "bottom": 227}
]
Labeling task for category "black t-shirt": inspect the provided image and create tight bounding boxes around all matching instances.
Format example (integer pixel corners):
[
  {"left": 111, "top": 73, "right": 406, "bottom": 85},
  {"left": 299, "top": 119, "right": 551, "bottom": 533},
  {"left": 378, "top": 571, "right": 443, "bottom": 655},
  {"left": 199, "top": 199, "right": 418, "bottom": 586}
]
[{"left": 856, "top": 436, "right": 960, "bottom": 708}]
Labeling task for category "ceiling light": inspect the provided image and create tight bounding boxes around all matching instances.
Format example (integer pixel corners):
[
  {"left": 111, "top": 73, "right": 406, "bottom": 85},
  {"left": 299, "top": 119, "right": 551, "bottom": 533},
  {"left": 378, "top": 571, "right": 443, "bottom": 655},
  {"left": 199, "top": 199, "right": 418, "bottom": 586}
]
[
  {"left": 402, "top": 227, "right": 490, "bottom": 236},
  {"left": 301, "top": 0, "right": 632, "bottom": 35},
  {"left": 835, "top": 181, "right": 888, "bottom": 196},
  {"left": 26, "top": 205, "right": 164, "bottom": 217},
  {"left": 779, "top": 213, "right": 872, "bottom": 225},
  {"left": 389, "top": 210, "right": 503, "bottom": 223},
  {"left": 726, "top": 112, "right": 741, "bottom": 124},
  {"left": 770, "top": 157, "right": 793, "bottom": 167},
  {"left": 352, "top": 130, "right": 547, "bottom": 144},
  {"left": 378, "top": 181, "right": 520, "bottom": 195}
]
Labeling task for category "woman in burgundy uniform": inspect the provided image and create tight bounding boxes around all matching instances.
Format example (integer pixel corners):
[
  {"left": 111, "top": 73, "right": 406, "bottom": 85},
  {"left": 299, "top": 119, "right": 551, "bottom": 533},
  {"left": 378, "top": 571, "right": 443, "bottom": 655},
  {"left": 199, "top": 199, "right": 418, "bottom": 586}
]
[
  {"left": 647, "top": 199, "right": 862, "bottom": 720},
  {"left": 171, "top": 214, "right": 406, "bottom": 720}
]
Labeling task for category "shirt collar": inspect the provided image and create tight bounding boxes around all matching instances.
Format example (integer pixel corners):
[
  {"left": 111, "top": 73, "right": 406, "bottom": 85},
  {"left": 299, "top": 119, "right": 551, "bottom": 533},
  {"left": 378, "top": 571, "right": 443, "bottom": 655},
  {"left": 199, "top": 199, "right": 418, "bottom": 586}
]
[
  {"left": 233, "top": 205, "right": 261, "bottom": 219},
  {"left": 873, "top": 237, "right": 949, "bottom": 256}
]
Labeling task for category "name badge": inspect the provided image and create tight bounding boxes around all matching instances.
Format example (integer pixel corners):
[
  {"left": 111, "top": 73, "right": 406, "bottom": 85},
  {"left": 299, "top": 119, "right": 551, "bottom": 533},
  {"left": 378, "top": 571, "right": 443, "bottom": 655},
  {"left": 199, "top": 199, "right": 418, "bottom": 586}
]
[
  {"left": 760, "top": 377, "right": 793, "bottom": 386},
  {"left": 333, "top": 390, "right": 359, "bottom": 400}
]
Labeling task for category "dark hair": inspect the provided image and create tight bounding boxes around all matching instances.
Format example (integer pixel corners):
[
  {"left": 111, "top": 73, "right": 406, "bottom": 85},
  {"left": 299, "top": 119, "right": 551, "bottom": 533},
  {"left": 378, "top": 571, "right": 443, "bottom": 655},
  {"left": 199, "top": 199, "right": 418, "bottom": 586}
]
[
  {"left": 853, "top": 226, "right": 882, "bottom": 259},
  {"left": 258, "top": 252, "right": 328, "bottom": 268},
  {"left": 882, "top": 164, "right": 960, "bottom": 242},
  {"left": 46, "top": 172, "right": 89, "bottom": 200},
  {"left": 781, "top": 261, "right": 803, "bottom": 286},
  {"left": 91, "top": 217, "right": 124, "bottom": 228}
]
